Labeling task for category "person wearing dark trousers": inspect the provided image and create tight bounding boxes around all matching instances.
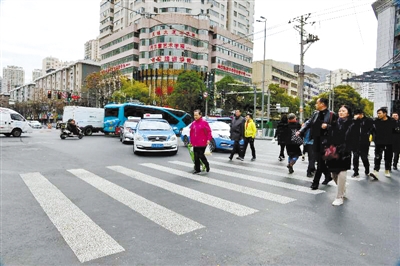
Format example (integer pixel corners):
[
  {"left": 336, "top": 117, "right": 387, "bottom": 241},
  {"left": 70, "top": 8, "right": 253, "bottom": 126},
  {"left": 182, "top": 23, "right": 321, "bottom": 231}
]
[
  {"left": 283, "top": 113, "right": 302, "bottom": 174},
  {"left": 242, "top": 113, "right": 257, "bottom": 161},
  {"left": 303, "top": 127, "right": 316, "bottom": 177},
  {"left": 229, "top": 109, "right": 245, "bottom": 161},
  {"left": 391, "top": 112, "right": 400, "bottom": 170},
  {"left": 190, "top": 109, "right": 212, "bottom": 174},
  {"left": 296, "top": 98, "right": 337, "bottom": 190},
  {"left": 351, "top": 109, "right": 374, "bottom": 178},
  {"left": 370, "top": 108, "right": 396, "bottom": 179},
  {"left": 275, "top": 115, "right": 288, "bottom": 161}
]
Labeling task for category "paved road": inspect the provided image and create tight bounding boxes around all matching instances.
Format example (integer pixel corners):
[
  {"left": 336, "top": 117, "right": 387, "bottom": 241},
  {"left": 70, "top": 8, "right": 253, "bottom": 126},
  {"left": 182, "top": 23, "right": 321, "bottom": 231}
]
[{"left": 2, "top": 129, "right": 399, "bottom": 265}]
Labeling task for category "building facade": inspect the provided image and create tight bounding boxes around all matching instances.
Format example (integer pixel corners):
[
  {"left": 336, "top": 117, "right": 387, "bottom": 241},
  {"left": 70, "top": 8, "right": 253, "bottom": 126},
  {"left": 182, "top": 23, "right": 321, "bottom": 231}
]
[
  {"left": 84, "top": 38, "right": 101, "bottom": 61},
  {"left": 360, "top": 82, "right": 375, "bottom": 101},
  {"left": 10, "top": 83, "right": 36, "bottom": 102},
  {"left": 32, "top": 69, "right": 42, "bottom": 82},
  {"left": 2, "top": 66, "right": 25, "bottom": 94},
  {"left": 42, "top": 57, "right": 63, "bottom": 75},
  {"left": 98, "top": 0, "right": 254, "bottom": 88}
]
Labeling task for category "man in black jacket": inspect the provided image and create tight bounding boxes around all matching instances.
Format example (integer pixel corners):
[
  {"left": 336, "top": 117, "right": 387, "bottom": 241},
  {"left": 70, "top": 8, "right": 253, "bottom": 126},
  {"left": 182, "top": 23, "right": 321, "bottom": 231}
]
[
  {"left": 297, "top": 98, "right": 336, "bottom": 190},
  {"left": 351, "top": 109, "right": 374, "bottom": 178},
  {"left": 370, "top": 108, "right": 396, "bottom": 179},
  {"left": 391, "top": 112, "right": 400, "bottom": 170},
  {"left": 229, "top": 109, "right": 245, "bottom": 161}
]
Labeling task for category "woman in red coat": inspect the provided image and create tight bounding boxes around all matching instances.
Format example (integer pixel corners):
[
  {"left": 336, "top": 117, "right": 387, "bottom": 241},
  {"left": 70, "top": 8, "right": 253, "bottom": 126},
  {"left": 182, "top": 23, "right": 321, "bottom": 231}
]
[{"left": 190, "top": 109, "right": 212, "bottom": 174}]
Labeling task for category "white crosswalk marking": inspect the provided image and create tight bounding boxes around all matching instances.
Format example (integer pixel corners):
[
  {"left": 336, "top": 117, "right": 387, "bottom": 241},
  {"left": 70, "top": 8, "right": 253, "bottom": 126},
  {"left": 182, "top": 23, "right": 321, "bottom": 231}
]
[
  {"left": 107, "top": 165, "right": 258, "bottom": 216},
  {"left": 68, "top": 169, "right": 204, "bottom": 235},
  {"left": 141, "top": 163, "right": 296, "bottom": 204},
  {"left": 169, "top": 161, "right": 325, "bottom": 194},
  {"left": 20, "top": 172, "right": 125, "bottom": 263}
]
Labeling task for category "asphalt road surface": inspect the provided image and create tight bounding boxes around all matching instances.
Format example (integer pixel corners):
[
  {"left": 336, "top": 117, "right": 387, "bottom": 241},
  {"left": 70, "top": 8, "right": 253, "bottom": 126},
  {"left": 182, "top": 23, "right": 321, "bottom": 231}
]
[{"left": 1, "top": 128, "right": 399, "bottom": 265}]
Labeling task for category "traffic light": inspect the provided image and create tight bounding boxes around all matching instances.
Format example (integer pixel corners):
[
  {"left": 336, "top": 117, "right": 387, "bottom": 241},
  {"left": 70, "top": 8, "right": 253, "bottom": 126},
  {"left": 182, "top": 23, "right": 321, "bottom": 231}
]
[
  {"left": 47, "top": 90, "right": 52, "bottom": 99},
  {"left": 57, "top": 91, "right": 62, "bottom": 99},
  {"left": 67, "top": 92, "right": 72, "bottom": 102}
]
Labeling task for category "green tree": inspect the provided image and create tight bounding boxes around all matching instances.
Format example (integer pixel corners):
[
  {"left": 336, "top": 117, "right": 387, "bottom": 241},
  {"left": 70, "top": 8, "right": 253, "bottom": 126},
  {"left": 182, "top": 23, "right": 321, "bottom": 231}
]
[
  {"left": 168, "top": 71, "right": 206, "bottom": 114},
  {"left": 308, "top": 85, "right": 374, "bottom": 117},
  {"left": 112, "top": 78, "right": 150, "bottom": 104},
  {"left": 269, "top": 83, "right": 300, "bottom": 120}
]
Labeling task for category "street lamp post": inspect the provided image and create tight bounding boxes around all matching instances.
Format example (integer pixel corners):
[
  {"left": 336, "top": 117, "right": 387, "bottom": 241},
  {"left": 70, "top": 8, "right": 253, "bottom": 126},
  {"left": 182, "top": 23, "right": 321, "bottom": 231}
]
[{"left": 256, "top": 16, "right": 267, "bottom": 137}]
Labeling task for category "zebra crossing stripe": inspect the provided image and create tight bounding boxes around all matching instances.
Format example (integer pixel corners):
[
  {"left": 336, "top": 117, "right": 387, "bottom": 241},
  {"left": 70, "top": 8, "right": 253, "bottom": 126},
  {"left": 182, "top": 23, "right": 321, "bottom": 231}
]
[
  {"left": 107, "top": 165, "right": 258, "bottom": 217},
  {"left": 169, "top": 161, "right": 325, "bottom": 195},
  {"left": 20, "top": 172, "right": 125, "bottom": 263},
  {"left": 68, "top": 169, "right": 204, "bottom": 235},
  {"left": 141, "top": 163, "right": 296, "bottom": 204}
]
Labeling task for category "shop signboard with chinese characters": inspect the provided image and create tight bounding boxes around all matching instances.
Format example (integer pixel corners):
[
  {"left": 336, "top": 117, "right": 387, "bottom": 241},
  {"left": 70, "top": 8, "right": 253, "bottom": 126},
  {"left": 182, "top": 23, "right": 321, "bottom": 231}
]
[
  {"left": 149, "top": 43, "right": 192, "bottom": 51},
  {"left": 150, "top": 56, "right": 195, "bottom": 64},
  {"left": 101, "top": 63, "right": 131, "bottom": 74},
  {"left": 150, "top": 29, "right": 197, "bottom": 38},
  {"left": 217, "top": 64, "right": 251, "bottom": 78}
]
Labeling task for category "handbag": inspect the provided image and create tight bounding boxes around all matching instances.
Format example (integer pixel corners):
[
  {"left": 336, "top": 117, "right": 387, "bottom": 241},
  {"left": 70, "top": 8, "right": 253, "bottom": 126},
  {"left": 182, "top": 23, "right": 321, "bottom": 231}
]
[
  {"left": 290, "top": 129, "right": 303, "bottom": 145},
  {"left": 323, "top": 145, "right": 339, "bottom": 160}
]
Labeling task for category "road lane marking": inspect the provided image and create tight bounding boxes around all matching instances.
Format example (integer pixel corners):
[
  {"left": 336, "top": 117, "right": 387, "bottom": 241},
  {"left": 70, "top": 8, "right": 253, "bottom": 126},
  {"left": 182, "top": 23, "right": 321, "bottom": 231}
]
[
  {"left": 68, "top": 169, "right": 204, "bottom": 235},
  {"left": 141, "top": 163, "right": 296, "bottom": 204},
  {"left": 169, "top": 161, "right": 325, "bottom": 195},
  {"left": 20, "top": 172, "right": 125, "bottom": 263},
  {"left": 107, "top": 165, "right": 258, "bottom": 217}
]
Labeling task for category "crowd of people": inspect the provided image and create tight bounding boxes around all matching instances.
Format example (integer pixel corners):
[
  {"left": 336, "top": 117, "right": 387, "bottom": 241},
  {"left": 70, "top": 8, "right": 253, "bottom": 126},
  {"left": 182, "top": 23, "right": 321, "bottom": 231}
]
[{"left": 189, "top": 98, "right": 399, "bottom": 206}]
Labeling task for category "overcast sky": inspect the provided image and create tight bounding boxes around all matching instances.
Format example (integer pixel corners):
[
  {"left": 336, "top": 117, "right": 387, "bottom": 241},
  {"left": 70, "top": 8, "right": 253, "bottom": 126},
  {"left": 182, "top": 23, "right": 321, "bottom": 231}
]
[{"left": 0, "top": 0, "right": 377, "bottom": 82}]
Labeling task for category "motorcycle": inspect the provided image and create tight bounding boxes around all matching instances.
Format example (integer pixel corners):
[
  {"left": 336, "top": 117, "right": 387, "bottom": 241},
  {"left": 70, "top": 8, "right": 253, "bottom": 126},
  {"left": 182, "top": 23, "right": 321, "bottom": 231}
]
[{"left": 59, "top": 123, "right": 84, "bottom": 139}]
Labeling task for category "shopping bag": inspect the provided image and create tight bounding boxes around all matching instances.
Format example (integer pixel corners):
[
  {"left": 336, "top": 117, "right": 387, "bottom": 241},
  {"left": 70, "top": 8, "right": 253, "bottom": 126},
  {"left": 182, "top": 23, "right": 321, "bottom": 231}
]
[
  {"left": 204, "top": 144, "right": 212, "bottom": 156},
  {"left": 187, "top": 143, "right": 206, "bottom": 171}
]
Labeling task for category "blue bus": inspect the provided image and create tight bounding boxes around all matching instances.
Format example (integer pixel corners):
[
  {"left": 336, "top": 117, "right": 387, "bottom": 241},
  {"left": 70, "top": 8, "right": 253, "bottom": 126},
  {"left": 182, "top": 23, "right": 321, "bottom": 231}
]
[{"left": 103, "top": 103, "right": 192, "bottom": 135}]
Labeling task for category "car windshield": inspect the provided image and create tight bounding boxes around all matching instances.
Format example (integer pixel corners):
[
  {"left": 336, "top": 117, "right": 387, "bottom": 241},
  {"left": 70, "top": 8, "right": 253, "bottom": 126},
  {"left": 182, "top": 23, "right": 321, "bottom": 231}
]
[
  {"left": 209, "top": 122, "right": 230, "bottom": 131},
  {"left": 125, "top": 122, "right": 138, "bottom": 128},
  {"left": 139, "top": 120, "right": 171, "bottom": 131}
]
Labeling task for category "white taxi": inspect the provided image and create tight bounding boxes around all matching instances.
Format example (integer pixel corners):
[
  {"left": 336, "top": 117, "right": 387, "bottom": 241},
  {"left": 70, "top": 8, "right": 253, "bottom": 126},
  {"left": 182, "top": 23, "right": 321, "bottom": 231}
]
[{"left": 133, "top": 114, "right": 178, "bottom": 155}]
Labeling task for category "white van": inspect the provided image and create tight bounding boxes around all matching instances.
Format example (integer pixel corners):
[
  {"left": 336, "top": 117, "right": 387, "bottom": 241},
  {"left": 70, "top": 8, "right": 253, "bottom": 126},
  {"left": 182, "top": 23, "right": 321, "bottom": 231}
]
[
  {"left": 62, "top": 106, "right": 104, "bottom": 136},
  {"left": 0, "top": 107, "right": 33, "bottom": 137}
]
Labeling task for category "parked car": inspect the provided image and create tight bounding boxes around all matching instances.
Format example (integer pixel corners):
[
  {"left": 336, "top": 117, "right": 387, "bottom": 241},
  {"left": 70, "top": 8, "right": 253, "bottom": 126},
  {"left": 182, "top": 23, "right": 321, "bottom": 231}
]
[
  {"left": 180, "top": 120, "right": 243, "bottom": 152},
  {"left": 133, "top": 114, "right": 178, "bottom": 155},
  {"left": 120, "top": 117, "right": 141, "bottom": 144},
  {"left": 28, "top": 120, "right": 42, "bottom": 129}
]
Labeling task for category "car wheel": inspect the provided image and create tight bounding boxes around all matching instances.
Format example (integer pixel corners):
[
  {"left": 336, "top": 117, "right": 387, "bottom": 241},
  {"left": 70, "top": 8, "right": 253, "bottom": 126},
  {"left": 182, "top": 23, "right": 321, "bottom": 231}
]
[
  {"left": 84, "top": 127, "right": 93, "bottom": 136},
  {"left": 209, "top": 139, "right": 216, "bottom": 152},
  {"left": 183, "top": 135, "right": 189, "bottom": 147},
  {"left": 12, "top": 129, "right": 22, "bottom": 137}
]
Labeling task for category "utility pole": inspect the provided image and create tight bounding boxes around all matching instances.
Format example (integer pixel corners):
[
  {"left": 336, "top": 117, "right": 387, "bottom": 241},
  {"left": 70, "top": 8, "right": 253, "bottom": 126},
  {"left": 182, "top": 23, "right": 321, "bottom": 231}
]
[
  {"left": 290, "top": 14, "right": 319, "bottom": 123},
  {"left": 256, "top": 16, "right": 267, "bottom": 136}
]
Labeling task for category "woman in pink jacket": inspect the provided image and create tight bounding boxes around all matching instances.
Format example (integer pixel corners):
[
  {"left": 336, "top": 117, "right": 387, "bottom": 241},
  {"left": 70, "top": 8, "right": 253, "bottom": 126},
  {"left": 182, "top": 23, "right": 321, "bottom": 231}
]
[{"left": 190, "top": 109, "right": 212, "bottom": 174}]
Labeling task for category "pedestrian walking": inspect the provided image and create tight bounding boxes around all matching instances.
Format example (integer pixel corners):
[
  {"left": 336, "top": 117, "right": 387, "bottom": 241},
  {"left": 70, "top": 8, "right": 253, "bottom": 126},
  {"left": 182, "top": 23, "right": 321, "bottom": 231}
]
[
  {"left": 189, "top": 109, "right": 212, "bottom": 174},
  {"left": 326, "top": 105, "right": 355, "bottom": 206},
  {"left": 303, "top": 125, "right": 316, "bottom": 177},
  {"left": 391, "top": 111, "right": 400, "bottom": 170},
  {"left": 297, "top": 98, "right": 336, "bottom": 190},
  {"left": 229, "top": 109, "right": 245, "bottom": 161},
  {"left": 242, "top": 113, "right": 257, "bottom": 161},
  {"left": 370, "top": 108, "right": 396, "bottom": 179},
  {"left": 283, "top": 113, "right": 302, "bottom": 174},
  {"left": 351, "top": 109, "right": 374, "bottom": 178},
  {"left": 275, "top": 115, "right": 288, "bottom": 161}
]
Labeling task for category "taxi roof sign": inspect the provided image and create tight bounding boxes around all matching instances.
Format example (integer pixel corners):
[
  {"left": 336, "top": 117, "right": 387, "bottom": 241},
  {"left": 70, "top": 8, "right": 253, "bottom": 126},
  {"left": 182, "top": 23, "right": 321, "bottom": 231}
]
[
  {"left": 127, "top": 116, "right": 141, "bottom": 121},
  {"left": 143, "top": 113, "right": 163, "bottom": 119}
]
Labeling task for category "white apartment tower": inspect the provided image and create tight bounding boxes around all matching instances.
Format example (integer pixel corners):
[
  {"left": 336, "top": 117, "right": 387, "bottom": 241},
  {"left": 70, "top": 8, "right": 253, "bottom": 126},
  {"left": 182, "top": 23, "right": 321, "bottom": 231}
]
[
  {"left": 2, "top": 66, "right": 25, "bottom": 93},
  {"left": 42, "top": 57, "right": 62, "bottom": 75},
  {"left": 84, "top": 38, "right": 101, "bottom": 62},
  {"left": 98, "top": 0, "right": 255, "bottom": 86},
  {"left": 32, "top": 69, "right": 42, "bottom": 81}
]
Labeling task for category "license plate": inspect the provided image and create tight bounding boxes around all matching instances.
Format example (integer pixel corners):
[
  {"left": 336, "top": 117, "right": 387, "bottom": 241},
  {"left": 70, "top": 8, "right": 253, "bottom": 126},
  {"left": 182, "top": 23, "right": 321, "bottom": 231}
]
[{"left": 151, "top": 143, "right": 164, "bottom": 148}]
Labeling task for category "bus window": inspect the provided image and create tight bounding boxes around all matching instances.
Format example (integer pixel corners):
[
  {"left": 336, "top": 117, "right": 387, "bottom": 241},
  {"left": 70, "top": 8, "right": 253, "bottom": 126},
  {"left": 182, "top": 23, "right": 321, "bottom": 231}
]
[
  {"left": 183, "top": 114, "right": 192, "bottom": 125},
  {"left": 105, "top": 107, "right": 119, "bottom": 117},
  {"left": 163, "top": 112, "right": 179, "bottom": 125}
]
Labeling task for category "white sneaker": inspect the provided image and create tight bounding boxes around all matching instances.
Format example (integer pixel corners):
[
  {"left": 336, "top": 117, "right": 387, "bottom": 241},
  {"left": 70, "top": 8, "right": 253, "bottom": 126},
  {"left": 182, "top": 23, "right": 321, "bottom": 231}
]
[
  {"left": 332, "top": 198, "right": 344, "bottom": 206},
  {"left": 385, "top": 170, "right": 391, "bottom": 177}
]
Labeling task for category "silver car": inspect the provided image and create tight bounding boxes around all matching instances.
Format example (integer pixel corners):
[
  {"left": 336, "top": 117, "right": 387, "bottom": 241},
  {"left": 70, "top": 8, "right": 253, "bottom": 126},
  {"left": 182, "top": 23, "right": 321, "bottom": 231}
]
[{"left": 120, "top": 120, "right": 139, "bottom": 144}]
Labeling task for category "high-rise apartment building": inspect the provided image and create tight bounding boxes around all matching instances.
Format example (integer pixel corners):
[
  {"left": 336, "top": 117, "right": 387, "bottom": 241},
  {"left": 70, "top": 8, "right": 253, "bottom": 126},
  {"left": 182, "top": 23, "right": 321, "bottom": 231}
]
[
  {"left": 32, "top": 69, "right": 42, "bottom": 81},
  {"left": 84, "top": 38, "right": 101, "bottom": 62},
  {"left": 42, "top": 57, "right": 62, "bottom": 75},
  {"left": 2, "top": 66, "right": 25, "bottom": 93},
  {"left": 98, "top": 0, "right": 255, "bottom": 87}
]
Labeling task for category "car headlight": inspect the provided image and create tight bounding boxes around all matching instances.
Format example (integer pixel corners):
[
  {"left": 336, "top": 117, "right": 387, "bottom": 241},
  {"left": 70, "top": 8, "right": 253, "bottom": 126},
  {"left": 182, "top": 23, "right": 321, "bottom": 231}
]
[
  {"left": 170, "top": 135, "right": 177, "bottom": 141},
  {"left": 135, "top": 135, "right": 144, "bottom": 141}
]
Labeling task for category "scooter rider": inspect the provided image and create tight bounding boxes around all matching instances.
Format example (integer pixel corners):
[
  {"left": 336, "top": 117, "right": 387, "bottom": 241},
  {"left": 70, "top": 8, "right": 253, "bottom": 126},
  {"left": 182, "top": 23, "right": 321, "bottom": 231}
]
[{"left": 67, "top": 119, "right": 80, "bottom": 135}]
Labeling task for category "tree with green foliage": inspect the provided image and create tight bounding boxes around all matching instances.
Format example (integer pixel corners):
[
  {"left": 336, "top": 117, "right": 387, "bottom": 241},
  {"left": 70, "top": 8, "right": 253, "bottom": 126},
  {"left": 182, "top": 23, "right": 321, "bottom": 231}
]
[
  {"left": 168, "top": 71, "right": 207, "bottom": 114},
  {"left": 269, "top": 84, "right": 300, "bottom": 120},
  {"left": 112, "top": 78, "right": 150, "bottom": 104},
  {"left": 308, "top": 85, "right": 373, "bottom": 117}
]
